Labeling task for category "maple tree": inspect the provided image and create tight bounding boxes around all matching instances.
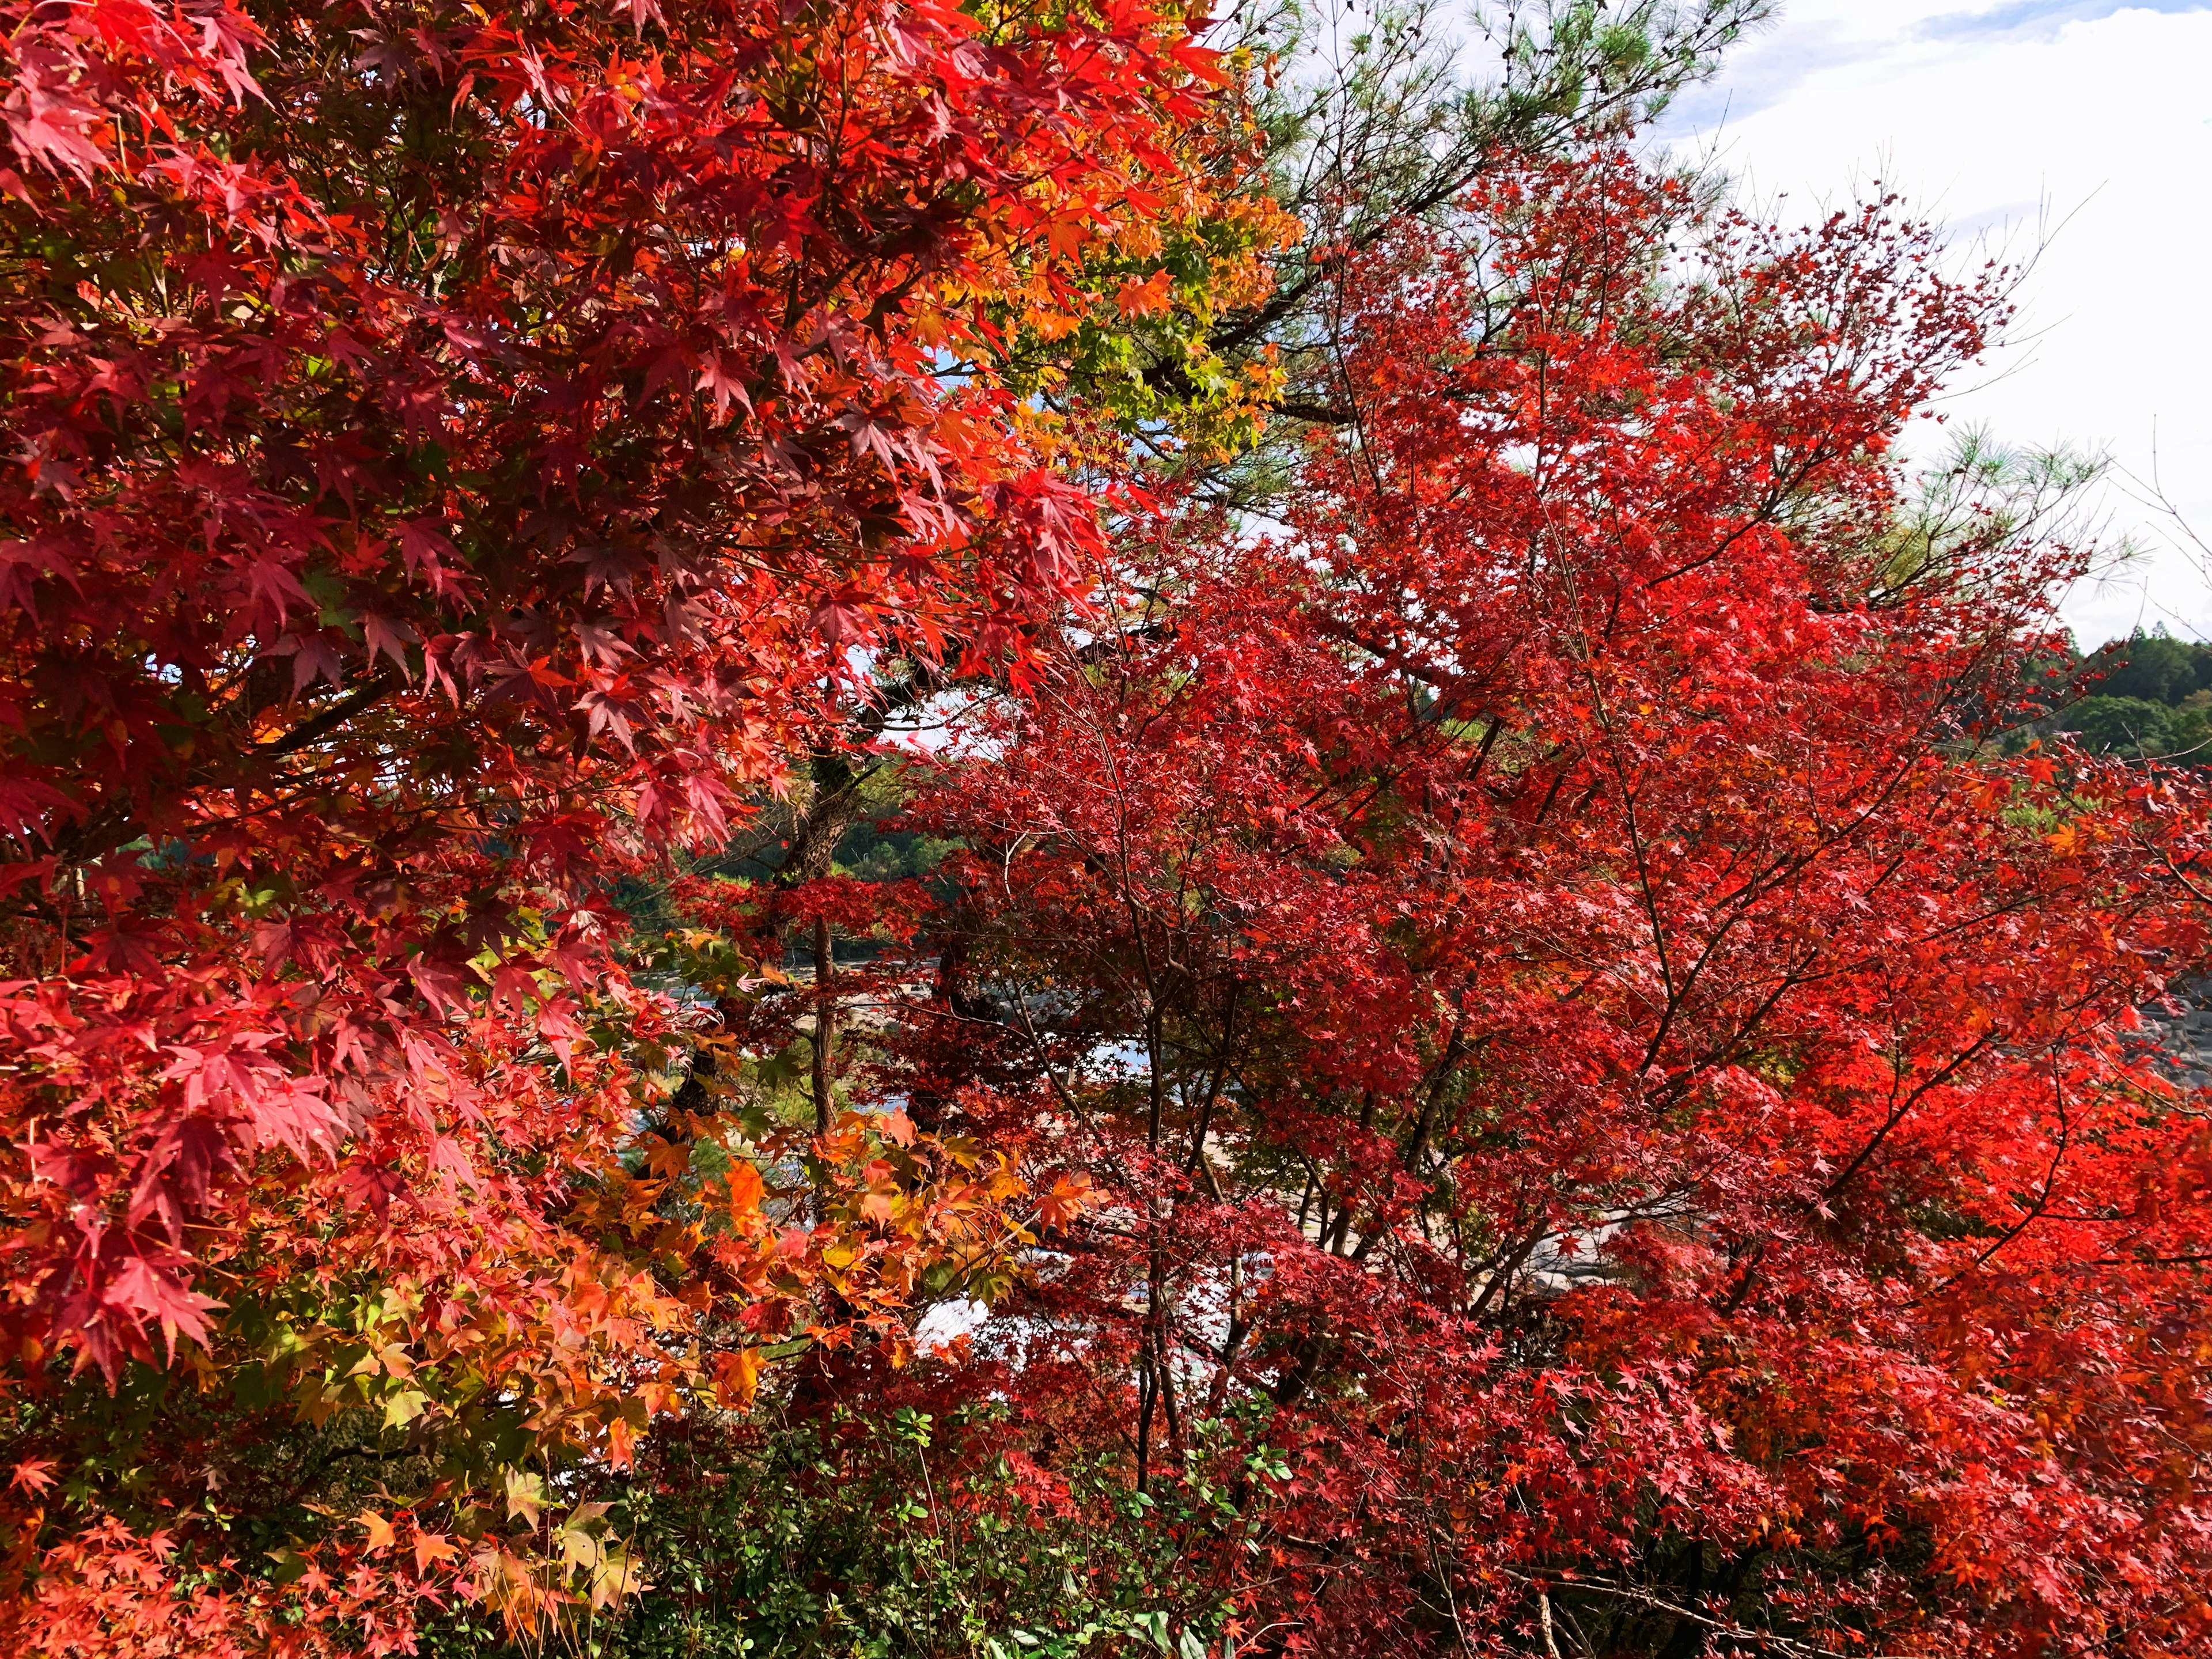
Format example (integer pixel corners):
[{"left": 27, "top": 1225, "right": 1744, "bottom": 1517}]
[
  {"left": 0, "top": 0, "right": 1270, "bottom": 1650},
  {"left": 675, "top": 149, "right": 2212, "bottom": 1658}
]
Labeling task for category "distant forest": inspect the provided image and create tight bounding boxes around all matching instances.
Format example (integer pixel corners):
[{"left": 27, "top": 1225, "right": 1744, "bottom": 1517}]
[{"left": 2038, "top": 627, "right": 2212, "bottom": 759}]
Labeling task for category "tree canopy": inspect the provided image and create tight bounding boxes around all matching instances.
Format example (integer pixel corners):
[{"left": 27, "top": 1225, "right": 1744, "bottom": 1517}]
[{"left": 3, "top": 4, "right": 2210, "bottom": 1658}]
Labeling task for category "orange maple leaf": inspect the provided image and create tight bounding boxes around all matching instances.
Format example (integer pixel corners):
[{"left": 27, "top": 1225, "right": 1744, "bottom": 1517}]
[
  {"left": 413, "top": 1532, "right": 458, "bottom": 1573},
  {"left": 1115, "top": 270, "right": 1173, "bottom": 317}
]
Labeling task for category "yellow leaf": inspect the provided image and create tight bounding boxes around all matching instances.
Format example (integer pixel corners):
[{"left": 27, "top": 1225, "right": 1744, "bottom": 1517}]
[
  {"left": 382, "top": 1387, "right": 428, "bottom": 1429},
  {"left": 588, "top": 1542, "right": 642, "bottom": 1609},
  {"left": 503, "top": 1468, "right": 546, "bottom": 1528}
]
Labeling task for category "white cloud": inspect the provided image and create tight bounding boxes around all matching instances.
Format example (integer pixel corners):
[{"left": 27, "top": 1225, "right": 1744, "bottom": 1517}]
[
  {"left": 912, "top": 1296, "right": 992, "bottom": 1357},
  {"left": 1661, "top": 1, "right": 2212, "bottom": 645}
]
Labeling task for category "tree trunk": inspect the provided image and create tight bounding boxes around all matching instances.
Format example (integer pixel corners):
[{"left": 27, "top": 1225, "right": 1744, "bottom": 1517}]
[{"left": 811, "top": 910, "right": 835, "bottom": 1137}]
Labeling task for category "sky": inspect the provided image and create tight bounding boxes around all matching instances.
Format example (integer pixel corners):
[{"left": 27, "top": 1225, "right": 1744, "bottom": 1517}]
[{"left": 1652, "top": 0, "right": 2212, "bottom": 647}]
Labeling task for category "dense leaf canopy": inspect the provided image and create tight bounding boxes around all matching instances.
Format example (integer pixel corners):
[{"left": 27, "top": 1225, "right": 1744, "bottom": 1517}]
[
  {"left": 3, "top": 3, "right": 2209, "bottom": 1658},
  {"left": 0, "top": 0, "right": 1260, "bottom": 1647},
  {"left": 846, "top": 155, "right": 2212, "bottom": 1659}
]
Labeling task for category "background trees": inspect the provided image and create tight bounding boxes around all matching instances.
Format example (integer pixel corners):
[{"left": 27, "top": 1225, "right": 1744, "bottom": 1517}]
[{"left": 2043, "top": 630, "right": 2212, "bottom": 760}]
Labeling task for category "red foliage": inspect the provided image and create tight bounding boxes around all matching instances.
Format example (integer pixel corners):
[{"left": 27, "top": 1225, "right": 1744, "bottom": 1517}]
[
  {"left": 883, "top": 153, "right": 2212, "bottom": 1657},
  {"left": 7, "top": 5, "right": 2208, "bottom": 1651},
  {"left": 0, "top": 0, "right": 1227, "bottom": 1648}
]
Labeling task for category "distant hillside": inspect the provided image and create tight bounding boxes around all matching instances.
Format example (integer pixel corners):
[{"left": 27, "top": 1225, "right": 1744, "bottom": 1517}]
[{"left": 2043, "top": 627, "right": 2212, "bottom": 760}]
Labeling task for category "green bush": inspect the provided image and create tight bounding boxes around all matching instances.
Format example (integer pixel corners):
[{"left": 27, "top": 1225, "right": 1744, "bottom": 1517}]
[{"left": 419, "top": 1399, "right": 1245, "bottom": 1659}]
